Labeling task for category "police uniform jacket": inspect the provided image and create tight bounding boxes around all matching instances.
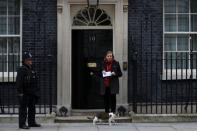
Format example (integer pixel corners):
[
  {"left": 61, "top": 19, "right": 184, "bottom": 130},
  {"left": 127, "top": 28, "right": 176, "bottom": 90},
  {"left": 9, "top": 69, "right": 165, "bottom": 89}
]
[{"left": 16, "top": 64, "right": 39, "bottom": 97}]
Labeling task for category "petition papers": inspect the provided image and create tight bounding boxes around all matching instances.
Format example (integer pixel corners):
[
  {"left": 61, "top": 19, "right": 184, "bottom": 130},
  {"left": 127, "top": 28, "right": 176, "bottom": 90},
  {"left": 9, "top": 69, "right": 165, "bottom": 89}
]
[{"left": 103, "top": 72, "right": 112, "bottom": 77}]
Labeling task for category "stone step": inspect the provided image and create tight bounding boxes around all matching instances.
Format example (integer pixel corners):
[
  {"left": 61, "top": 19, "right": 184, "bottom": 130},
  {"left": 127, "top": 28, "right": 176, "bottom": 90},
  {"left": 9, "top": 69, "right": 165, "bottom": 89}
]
[
  {"left": 71, "top": 109, "right": 105, "bottom": 116},
  {"left": 54, "top": 116, "right": 132, "bottom": 123}
]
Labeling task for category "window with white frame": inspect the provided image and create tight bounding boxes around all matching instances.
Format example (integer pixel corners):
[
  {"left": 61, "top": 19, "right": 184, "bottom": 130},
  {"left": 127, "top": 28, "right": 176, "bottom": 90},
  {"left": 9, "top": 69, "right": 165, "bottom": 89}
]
[
  {"left": 164, "top": 0, "right": 197, "bottom": 72},
  {"left": 0, "top": 0, "right": 21, "bottom": 77}
]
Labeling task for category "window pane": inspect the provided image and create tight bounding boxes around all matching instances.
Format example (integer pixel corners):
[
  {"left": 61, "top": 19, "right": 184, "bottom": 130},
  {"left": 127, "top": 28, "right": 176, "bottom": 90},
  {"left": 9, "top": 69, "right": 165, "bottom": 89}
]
[
  {"left": 176, "top": 53, "right": 189, "bottom": 69},
  {"left": 165, "top": 15, "right": 177, "bottom": 32},
  {"left": 164, "top": 52, "right": 188, "bottom": 69},
  {"left": 191, "top": 53, "right": 197, "bottom": 69},
  {"left": 191, "top": 35, "right": 197, "bottom": 51},
  {"left": 8, "top": 55, "right": 19, "bottom": 72},
  {"left": 164, "top": 35, "right": 176, "bottom": 51},
  {"left": 89, "top": 7, "right": 95, "bottom": 22},
  {"left": 8, "top": 16, "right": 20, "bottom": 34},
  {"left": 0, "top": 0, "right": 7, "bottom": 15},
  {"left": 82, "top": 9, "right": 89, "bottom": 22},
  {"left": 73, "top": 20, "right": 87, "bottom": 26},
  {"left": 8, "top": 37, "right": 20, "bottom": 53},
  {"left": 95, "top": 9, "right": 102, "bottom": 21},
  {"left": 164, "top": 53, "right": 176, "bottom": 69},
  {"left": 165, "top": 0, "right": 176, "bottom": 13},
  {"left": 8, "top": 0, "right": 20, "bottom": 15},
  {"left": 191, "top": 15, "right": 197, "bottom": 32},
  {"left": 178, "top": 15, "right": 189, "bottom": 32},
  {"left": 99, "top": 20, "right": 111, "bottom": 26},
  {"left": 177, "top": 35, "right": 189, "bottom": 51},
  {"left": 97, "top": 13, "right": 107, "bottom": 23},
  {"left": 0, "top": 38, "right": 7, "bottom": 53},
  {"left": 75, "top": 13, "right": 87, "bottom": 24},
  {"left": 0, "top": 55, "right": 7, "bottom": 72},
  {"left": 191, "top": 0, "right": 197, "bottom": 13},
  {"left": 0, "top": 17, "right": 7, "bottom": 34},
  {"left": 178, "top": 0, "right": 189, "bottom": 13}
]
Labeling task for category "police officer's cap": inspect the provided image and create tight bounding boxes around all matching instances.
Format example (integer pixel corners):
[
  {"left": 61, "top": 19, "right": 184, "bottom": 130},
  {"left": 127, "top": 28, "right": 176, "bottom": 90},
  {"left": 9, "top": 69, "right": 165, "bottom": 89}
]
[{"left": 23, "top": 52, "right": 32, "bottom": 60}]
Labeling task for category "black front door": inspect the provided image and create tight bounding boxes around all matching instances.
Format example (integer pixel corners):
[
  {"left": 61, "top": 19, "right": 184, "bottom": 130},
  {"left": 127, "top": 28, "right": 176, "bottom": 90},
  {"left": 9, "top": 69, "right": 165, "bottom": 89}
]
[{"left": 72, "top": 30, "right": 113, "bottom": 109}]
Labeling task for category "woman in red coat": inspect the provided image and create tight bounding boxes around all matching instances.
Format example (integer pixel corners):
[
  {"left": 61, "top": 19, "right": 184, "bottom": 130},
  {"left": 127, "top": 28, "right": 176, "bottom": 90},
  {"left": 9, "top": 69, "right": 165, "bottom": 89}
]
[{"left": 100, "top": 51, "right": 122, "bottom": 113}]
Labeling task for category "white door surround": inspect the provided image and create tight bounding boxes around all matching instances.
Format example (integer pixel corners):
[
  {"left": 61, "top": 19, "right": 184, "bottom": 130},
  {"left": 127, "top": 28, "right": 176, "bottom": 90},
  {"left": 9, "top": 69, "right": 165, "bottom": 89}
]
[{"left": 57, "top": 0, "right": 128, "bottom": 115}]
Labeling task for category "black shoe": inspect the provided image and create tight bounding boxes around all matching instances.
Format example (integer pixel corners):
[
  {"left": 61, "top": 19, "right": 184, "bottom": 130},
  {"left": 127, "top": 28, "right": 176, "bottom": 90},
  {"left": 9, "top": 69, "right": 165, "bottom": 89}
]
[
  {"left": 19, "top": 125, "right": 30, "bottom": 129},
  {"left": 28, "top": 123, "right": 41, "bottom": 127}
]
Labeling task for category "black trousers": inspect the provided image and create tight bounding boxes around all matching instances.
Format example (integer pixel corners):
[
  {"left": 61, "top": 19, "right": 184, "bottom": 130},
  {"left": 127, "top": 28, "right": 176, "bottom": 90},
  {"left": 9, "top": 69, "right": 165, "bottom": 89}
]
[
  {"left": 104, "top": 87, "right": 116, "bottom": 113},
  {"left": 18, "top": 95, "right": 36, "bottom": 127}
]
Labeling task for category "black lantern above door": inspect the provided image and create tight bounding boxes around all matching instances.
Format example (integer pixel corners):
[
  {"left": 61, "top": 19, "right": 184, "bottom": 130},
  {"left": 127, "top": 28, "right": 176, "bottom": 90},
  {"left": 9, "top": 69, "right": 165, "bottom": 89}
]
[{"left": 87, "top": 0, "right": 99, "bottom": 7}]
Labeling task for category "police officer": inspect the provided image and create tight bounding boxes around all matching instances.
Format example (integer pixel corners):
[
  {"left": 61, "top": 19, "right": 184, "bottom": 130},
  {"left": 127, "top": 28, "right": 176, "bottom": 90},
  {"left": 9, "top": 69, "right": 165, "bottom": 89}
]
[{"left": 16, "top": 52, "right": 41, "bottom": 129}]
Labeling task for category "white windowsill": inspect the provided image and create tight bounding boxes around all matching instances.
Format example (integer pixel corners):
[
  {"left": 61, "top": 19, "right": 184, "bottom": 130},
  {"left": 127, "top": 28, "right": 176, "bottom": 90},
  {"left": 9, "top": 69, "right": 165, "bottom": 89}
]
[
  {"left": 162, "top": 69, "right": 197, "bottom": 80},
  {"left": 0, "top": 73, "right": 17, "bottom": 82}
]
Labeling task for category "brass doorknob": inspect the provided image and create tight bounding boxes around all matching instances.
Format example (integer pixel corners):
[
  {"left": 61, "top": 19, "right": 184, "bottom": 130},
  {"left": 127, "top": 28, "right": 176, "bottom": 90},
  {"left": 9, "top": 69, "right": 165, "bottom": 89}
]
[{"left": 90, "top": 72, "right": 94, "bottom": 76}]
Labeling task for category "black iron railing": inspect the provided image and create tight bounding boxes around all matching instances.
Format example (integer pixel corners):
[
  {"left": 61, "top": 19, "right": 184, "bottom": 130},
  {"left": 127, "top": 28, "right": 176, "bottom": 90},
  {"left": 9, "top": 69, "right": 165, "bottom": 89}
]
[
  {"left": 132, "top": 52, "right": 197, "bottom": 114},
  {"left": 0, "top": 59, "right": 56, "bottom": 114},
  {"left": 130, "top": 20, "right": 197, "bottom": 114}
]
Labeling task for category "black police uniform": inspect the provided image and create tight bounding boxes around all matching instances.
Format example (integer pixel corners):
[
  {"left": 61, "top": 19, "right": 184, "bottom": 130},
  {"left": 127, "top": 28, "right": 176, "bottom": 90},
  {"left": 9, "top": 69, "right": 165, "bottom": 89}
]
[{"left": 16, "top": 58, "right": 40, "bottom": 128}]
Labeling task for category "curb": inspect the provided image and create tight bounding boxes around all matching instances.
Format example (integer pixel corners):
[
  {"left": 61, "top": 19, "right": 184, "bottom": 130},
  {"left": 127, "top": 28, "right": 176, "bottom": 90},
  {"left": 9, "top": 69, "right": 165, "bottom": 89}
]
[{"left": 131, "top": 114, "right": 197, "bottom": 123}]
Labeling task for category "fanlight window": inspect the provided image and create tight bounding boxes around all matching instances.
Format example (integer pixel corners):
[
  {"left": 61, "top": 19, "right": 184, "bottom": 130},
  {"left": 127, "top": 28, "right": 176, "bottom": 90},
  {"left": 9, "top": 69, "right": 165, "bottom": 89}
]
[{"left": 73, "top": 7, "right": 112, "bottom": 26}]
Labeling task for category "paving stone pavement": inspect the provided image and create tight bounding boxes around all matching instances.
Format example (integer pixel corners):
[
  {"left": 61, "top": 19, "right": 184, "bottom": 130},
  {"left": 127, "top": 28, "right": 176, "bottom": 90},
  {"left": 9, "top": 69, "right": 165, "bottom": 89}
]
[{"left": 1, "top": 123, "right": 197, "bottom": 131}]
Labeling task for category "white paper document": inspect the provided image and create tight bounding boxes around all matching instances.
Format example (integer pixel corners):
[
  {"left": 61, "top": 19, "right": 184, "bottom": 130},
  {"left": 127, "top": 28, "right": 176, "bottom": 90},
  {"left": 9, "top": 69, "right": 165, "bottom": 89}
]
[{"left": 103, "top": 72, "right": 112, "bottom": 77}]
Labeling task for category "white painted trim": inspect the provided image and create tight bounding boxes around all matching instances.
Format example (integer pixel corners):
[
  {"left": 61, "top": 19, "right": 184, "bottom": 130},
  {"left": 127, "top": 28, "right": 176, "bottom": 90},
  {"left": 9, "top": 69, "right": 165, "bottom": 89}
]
[
  {"left": 122, "top": 5, "right": 128, "bottom": 106},
  {"left": 0, "top": 73, "right": 17, "bottom": 82},
  {"left": 7, "top": 0, "right": 8, "bottom": 35},
  {"left": 20, "top": 0, "right": 23, "bottom": 64},
  {"left": 164, "top": 51, "right": 197, "bottom": 52},
  {"left": 72, "top": 26, "right": 113, "bottom": 30},
  {"left": 162, "top": 69, "right": 197, "bottom": 80},
  {"left": 68, "top": 3, "right": 72, "bottom": 110},
  {"left": 163, "top": 0, "right": 165, "bottom": 71},
  {"left": 57, "top": 0, "right": 128, "bottom": 111},
  {"left": 114, "top": 0, "right": 124, "bottom": 105},
  {"left": 57, "top": 0, "right": 72, "bottom": 111},
  {"left": 165, "top": 13, "right": 197, "bottom": 15},
  {"left": 68, "top": 3, "right": 117, "bottom": 5},
  {"left": 68, "top": 0, "right": 118, "bottom": 4},
  {"left": 0, "top": 35, "right": 21, "bottom": 37},
  {"left": 57, "top": 0, "right": 63, "bottom": 107},
  {"left": 165, "top": 32, "right": 197, "bottom": 34},
  {"left": 189, "top": 0, "right": 191, "bottom": 32}
]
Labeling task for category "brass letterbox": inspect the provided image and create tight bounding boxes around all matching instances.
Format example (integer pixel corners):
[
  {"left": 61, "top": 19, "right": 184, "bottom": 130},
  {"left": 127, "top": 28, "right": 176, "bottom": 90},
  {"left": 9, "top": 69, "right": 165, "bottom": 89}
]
[{"left": 87, "top": 63, "right": 97, "bottom": 68}]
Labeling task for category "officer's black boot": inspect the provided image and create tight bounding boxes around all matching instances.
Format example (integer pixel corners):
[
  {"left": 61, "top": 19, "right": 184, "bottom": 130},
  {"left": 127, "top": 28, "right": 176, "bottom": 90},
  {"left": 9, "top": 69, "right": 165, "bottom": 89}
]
[
  {"left": 19, "top": 124, "right": 30, "bottom": 129},
  {"left": 28, "top": 123, "right": 41, "bottom": 127}
]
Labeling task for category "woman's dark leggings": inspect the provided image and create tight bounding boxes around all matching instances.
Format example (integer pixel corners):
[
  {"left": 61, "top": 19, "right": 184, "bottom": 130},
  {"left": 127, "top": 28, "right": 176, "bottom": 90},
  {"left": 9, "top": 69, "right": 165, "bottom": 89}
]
[{"left": 104, "top": 87, "right": 116, "bottom": 113}]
